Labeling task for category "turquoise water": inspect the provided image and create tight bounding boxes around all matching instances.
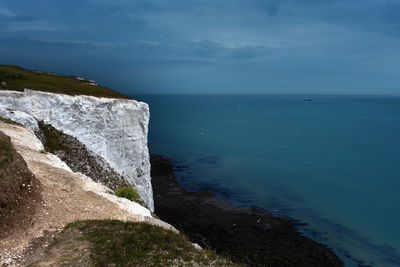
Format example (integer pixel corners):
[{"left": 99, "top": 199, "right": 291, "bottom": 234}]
[{"left": 140, "top": 95, "right": 400, "bottom": 266}]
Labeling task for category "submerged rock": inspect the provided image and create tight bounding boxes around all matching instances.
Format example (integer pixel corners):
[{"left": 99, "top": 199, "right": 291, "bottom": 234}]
[{"left": 151, "top": 154, "right": 344, "bottom": 267}]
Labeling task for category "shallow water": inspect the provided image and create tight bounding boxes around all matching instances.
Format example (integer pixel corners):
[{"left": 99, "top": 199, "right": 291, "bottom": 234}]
[{"left": 139, "top": 95, "right": 400, "bottom": 266}]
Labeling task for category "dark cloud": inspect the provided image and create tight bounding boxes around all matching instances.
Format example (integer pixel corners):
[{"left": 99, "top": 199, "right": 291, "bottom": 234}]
[
  {"left": 0, "top": 36, "right": 100, "bottom": 50},
  {"left": 0, "top": 0, "right": 399, "bottom": 94}
]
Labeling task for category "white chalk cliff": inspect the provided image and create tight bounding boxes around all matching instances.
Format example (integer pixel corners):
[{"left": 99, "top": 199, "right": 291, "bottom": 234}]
[{"left": 0, "top": 89, "right": 154, "bottom": 212}]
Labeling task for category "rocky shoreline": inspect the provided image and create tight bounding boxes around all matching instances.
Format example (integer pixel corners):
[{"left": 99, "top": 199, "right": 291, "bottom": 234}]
[{"left": 150, "top": 154, "right": 343, "bottom": 267}]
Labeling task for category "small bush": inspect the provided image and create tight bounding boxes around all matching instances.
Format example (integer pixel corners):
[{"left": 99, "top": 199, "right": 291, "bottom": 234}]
[
  {"left": 38, "top": 121, "right": 65, "bottom": 153},
  {"left": 115, "top": 185, "right": 139, "bottom": 202}
]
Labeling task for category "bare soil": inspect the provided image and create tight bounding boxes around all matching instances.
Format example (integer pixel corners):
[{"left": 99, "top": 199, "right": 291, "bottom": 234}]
[
  {"left": 27, "top": 228, "right": 93, "bottom": 267},
  {"left": 0, "top": 132, "right": 42, "bottom": 242}
]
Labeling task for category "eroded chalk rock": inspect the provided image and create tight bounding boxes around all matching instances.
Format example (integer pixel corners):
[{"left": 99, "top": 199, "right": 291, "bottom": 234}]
[{"left": 0, "top": 89, "right": 153, "bottom": 211}]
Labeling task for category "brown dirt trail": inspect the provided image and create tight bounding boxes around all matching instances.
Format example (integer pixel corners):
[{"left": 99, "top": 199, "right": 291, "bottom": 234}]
[{"left": 0, "top": 122, "right": 146, "bottom": 266}]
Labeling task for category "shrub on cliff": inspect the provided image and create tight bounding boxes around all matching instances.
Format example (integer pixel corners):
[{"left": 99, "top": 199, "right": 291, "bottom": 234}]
[
  {"left": 37, "top": 120, "right": 65, "bottom": 153},
  {"left": 115, "top": 185, "right": 139, "bottom": 202}
]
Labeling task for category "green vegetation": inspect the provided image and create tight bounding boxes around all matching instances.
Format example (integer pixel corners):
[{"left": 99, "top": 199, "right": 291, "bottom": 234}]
[
  {"left": 70, "top": 220, "right": 237, "bottom": 266},
  {"left": 0, "top": 116, "right": 22, "bottom": 126},
  {"left": 115, "top": 185, "right": 139, "bottom": 202},
  {"left": 31, "top": 220, "right": 238, "bottom": 266},
  {"left": 37, "top": 120, "right": 65, "bottom": 153},
  {"left": 0, "top": 65, "right": 130, "bottom": 99},
  {"left": 0, "top": 138, "right": 13, "bottom": 168}
]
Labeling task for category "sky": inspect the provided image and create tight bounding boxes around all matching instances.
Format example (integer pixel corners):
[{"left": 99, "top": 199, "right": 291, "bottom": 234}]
[{"left": 1, "top": 0, "right": 400, "bottom": 95}]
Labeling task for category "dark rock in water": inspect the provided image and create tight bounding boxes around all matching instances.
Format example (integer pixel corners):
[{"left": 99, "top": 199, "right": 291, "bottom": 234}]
[{"left": 151, "top": 154, "right": 343, "bottom": 267}]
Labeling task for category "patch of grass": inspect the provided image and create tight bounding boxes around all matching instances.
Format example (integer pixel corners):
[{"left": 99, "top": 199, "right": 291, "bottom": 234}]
[
  {"left": 61, "top": 220, "right": 238, "bottom": 267},
  {"left": 115, "top": 185, "right": 139, "bottom": 202},
  {"left": 0, "top": 65, "right": 130, "bottom": 99},
  {"left": 37, "top": 120, "right": 65, "bottom": 153},
  {"left": 0, "top": 138, "right": 14, "bottom": 168},
  {"left": 65, "top": 220, "right": 87, "bottom": 230},
  {"left": 0, "top": 116, "right": 22, "bottom": 126}
]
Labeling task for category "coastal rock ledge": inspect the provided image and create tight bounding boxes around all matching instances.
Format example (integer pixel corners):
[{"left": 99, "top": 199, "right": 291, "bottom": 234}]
[{"left": 0, "top": 89, "right": 153, "bottom": 211}]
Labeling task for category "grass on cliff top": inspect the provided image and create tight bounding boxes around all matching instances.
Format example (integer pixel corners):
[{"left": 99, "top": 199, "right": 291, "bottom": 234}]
[
  {"left": 30, "top": 220, "right": 239, "bottom": 267},
  {"left": 0, "top": 65, "right": 130, "bottom": 99}
]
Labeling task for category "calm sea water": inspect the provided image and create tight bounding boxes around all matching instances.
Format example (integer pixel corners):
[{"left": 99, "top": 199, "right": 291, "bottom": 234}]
[{"left": 139, "top": 95, "right": 400, "bottom": 266}]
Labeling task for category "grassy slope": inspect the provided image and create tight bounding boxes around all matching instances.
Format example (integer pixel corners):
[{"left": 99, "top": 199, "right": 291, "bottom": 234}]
[
  {"left": 30, "top": 220, "right": 239, "bottom": 267},
  {"left": 0, "top": 65, "right": 130, "bottom": 99}
]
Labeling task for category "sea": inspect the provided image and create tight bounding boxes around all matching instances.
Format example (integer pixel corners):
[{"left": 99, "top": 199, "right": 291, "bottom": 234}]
[{"left": 138, "top": 94, "right": 400, "bottom": 267}]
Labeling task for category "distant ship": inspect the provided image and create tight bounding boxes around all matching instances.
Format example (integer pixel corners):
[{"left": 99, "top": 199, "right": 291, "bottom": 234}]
[{"left": 304, "top": 97, "right": 313, "bottom": 101}]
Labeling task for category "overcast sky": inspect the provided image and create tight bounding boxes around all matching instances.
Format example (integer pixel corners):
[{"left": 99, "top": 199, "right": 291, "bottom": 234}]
[{"left": 1, "top": 0, "right": 400, "bottom": 95}]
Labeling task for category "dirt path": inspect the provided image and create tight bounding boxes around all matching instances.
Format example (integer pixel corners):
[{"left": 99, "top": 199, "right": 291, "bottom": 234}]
[{"left": 0, "top": 122, "right": 175, "bottom": 266}]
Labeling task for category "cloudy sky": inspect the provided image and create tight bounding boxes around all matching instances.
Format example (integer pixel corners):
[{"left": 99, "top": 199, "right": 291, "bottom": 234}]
[{"left": 1, "top": 0, "right": 400, "bottom": 95}]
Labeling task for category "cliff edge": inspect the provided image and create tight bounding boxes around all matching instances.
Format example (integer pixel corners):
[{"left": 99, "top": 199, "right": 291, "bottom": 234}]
[{"left": 0, "top": 89, "right": 153, "bottom": 211}]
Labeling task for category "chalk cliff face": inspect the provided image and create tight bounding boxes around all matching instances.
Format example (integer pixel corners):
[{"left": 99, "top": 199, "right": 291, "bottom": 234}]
[{"left": 0, "top": 89, "right": 153, "bottom": 211}]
